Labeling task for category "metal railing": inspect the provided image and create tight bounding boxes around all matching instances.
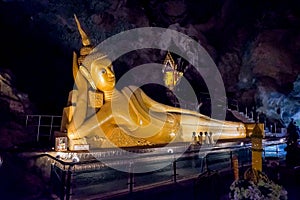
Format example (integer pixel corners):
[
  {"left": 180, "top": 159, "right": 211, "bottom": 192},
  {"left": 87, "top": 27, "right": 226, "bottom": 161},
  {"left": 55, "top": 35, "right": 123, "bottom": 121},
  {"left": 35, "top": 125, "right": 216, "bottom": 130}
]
[
  {"left": 25, "top": 115, "right": 62, "bottom": 142},
  {"left": 45, "top": 140, "right": 286, "bottom": 200}
]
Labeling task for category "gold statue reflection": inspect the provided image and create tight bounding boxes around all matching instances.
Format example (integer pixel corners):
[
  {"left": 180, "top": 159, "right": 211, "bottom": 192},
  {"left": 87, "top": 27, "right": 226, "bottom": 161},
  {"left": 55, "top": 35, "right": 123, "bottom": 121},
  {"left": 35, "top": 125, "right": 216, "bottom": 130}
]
[{"left": 61, "top": 16, "right": 246, "bottom": 150}]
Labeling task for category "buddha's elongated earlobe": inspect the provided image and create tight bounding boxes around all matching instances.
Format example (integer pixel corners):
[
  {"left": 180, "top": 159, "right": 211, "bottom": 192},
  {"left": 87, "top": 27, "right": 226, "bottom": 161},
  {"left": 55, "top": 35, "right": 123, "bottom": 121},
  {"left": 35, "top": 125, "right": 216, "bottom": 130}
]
[
  {"left": 79, "top": 65, "right": 97, "bottom": 90},
  {"left": 72, "top": 51, "right": 78, "bottom": 77}
]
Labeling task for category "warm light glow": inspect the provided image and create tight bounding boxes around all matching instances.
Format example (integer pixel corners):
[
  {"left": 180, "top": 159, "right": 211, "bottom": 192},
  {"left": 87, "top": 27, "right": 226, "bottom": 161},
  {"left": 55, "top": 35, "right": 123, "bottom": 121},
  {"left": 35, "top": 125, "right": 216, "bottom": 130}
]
[
  {"left": 169, "top": 132, "right": 176, "bottom": 137},
  {"left": 63, "top": 19, "right": 250, "bottom": 150}
]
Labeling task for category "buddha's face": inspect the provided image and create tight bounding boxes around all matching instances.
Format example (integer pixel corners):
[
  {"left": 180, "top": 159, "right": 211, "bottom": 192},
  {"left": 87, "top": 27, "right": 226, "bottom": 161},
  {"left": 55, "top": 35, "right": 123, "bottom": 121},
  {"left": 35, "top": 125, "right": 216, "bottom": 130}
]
[{"left": 90, "top": 58, "right": 115, "bottom": 91}]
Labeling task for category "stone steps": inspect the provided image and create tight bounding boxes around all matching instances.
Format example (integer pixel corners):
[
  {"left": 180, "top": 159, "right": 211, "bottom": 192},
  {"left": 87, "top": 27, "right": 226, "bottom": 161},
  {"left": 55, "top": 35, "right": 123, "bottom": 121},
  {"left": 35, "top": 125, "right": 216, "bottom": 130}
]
[{"left": 228, "top": 109, "right": 255, "bottom": 123}]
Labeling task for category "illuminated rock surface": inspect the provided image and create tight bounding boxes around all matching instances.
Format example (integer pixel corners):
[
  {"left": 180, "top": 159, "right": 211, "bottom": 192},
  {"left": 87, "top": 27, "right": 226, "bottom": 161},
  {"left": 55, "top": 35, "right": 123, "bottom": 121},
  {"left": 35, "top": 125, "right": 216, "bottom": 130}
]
[{"left": 1, "top": 0, "right": 300, "bottom": 125}]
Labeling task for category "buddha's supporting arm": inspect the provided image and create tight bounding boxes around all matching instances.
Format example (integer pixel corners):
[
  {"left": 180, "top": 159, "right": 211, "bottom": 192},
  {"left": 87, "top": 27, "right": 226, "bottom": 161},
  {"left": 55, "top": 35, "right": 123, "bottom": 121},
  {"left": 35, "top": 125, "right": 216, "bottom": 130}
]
[
  {"left": 127, "top": 85, "right": 245, "bottom": 127},
  {"left": 66, "top": 52, "right": 89, "bottom": 133},
  {"left": 68, "top": 89, "right": 148, "bottom": 139}
]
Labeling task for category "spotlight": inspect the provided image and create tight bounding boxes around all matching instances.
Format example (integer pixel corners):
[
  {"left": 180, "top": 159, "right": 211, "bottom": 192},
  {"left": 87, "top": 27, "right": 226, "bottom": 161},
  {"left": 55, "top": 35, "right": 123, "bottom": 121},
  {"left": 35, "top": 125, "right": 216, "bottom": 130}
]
[
  {"left": 0, "top": 156, "right": 3, "bottom": 168},
  {"left": 72, "top": 154, "right": 80, "bottom": 163},
  {"left": 55, "top": 152, "right": 62, "bottom": 159},
  {"left": 169, "top": 132, "right": 176, "bottom": 137},
  {"left": 279, "top": 138, "right": 285, "bottom": 143},
  {"left": 167, "top": 148, "right": 174, "bottom": 154}
]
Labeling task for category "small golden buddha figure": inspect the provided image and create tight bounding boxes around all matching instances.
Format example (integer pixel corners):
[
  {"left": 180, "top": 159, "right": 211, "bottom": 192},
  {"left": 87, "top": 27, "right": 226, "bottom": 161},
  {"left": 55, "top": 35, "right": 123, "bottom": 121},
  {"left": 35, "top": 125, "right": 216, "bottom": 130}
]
[{"left": 62, "top": 16, "right": 247, "bottom": 150}]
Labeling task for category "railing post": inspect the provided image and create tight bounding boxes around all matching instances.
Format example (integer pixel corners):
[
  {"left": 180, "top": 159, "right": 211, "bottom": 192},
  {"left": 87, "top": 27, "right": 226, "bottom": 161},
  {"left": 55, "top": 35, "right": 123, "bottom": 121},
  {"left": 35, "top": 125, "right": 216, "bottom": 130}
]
[
  {"left": 65, "top": 166, "right": 72, "bottom": 200},
  {"left": 127, "top": 161, "right": 134, "bottom": 193},
  {"left": 205, "top": 155, "right": 208, "bottom": 171},
  {"left": 37, "top": 115, "right": 41, "bottom": 142},
  {"left": 128, "top": 172, "right": 134, "bottom": 193},
  {"left": 172, "top": 160, "right": 177, "bottom": 183},
  {"left": 25, "top": 115, "right": 29, "bottom": 127},
  {"left": 49, "top": 116, "right": 54, "bottom": 141},
  {"left": 200, "top": 156, "right": 205, "bottom": 173},
  {"left": 230, "top": 151, "right": 233, "bottom": 169},
  {"left": 61, "top": 168, "right": 66, "bottom": 200}
]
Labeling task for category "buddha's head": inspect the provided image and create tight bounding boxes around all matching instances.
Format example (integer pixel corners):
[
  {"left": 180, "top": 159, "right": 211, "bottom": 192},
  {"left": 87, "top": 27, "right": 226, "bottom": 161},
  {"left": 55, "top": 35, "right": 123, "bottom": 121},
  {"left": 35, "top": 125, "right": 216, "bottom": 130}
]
[
  {"left": 74, "top": 14, "right": 116, "bottom": 93},
  {"left": 90, "top": 57, "right": 115, "bottom": 92}
]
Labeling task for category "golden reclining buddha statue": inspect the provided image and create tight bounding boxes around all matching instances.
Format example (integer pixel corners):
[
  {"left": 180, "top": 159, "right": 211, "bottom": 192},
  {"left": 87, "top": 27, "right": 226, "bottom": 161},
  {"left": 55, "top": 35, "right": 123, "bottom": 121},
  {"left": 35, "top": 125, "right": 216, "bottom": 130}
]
[{"left": 61, "top": 16, "right": 248, "bottom": 150}]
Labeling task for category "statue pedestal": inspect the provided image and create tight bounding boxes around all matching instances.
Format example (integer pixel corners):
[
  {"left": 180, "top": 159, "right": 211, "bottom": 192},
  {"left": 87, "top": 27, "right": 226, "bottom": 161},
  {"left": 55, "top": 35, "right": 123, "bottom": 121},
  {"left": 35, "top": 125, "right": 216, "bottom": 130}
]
[
  {"left": 54, "top": 131, "right": 68, "bottom": 151},
  {"left": 73, "top": 144, "right": 90, "bottom": 151}
]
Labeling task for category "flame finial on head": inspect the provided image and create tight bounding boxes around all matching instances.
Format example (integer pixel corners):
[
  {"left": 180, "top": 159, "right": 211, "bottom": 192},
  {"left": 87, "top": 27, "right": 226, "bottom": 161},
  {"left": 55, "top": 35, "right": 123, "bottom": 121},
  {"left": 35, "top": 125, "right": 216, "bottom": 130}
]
[{"left": 74, "top": 14, "right": 91, "bottom": 46}]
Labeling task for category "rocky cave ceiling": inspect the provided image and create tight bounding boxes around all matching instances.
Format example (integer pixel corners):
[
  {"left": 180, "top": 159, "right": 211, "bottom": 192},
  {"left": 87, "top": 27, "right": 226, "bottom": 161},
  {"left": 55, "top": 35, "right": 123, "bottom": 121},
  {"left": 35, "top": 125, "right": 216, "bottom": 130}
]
[{"left": 1, "top": 0, "right": 300, "bottom": 125}]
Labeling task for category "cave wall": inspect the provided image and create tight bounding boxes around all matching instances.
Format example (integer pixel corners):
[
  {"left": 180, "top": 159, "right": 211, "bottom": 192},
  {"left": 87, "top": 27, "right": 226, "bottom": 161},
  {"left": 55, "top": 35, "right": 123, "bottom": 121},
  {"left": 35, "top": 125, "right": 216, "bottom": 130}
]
[{"left": 0, "top": 0, "right": 300, "bottom": 125}]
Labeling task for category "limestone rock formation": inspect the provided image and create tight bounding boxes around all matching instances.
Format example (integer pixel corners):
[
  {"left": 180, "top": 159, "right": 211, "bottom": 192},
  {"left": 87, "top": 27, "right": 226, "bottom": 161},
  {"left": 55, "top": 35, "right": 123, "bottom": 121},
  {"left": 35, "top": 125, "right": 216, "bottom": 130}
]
[
  {"left": 0, "top": 68, "right": 34, "bottom": 149},
  {"left": 0, "top": 69, "right": 32, "bottom": 115},
  {"left": 1, "top": 0, "right": 300, "bottom": 126}
]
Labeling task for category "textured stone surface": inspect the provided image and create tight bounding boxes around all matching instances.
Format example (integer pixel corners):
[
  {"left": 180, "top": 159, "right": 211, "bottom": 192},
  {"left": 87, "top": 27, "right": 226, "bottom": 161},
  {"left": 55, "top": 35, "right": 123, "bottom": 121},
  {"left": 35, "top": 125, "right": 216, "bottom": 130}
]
[
  {"left": 1, "top": 0, "right": 300, "bottom": 125},
  {"left": 0, "top": 69, "right": 33, "bottom": 114},
  {"left": 0, "top": 68, "right": 34, "bottom": 149}
]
